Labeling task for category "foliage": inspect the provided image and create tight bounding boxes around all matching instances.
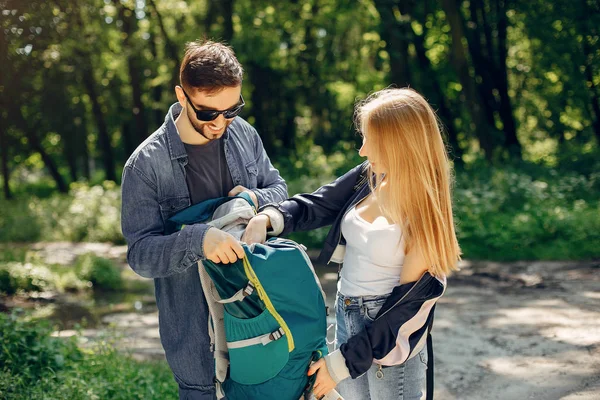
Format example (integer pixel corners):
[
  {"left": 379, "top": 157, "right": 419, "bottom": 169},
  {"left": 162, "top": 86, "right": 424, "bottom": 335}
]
[
  {"left": 1, "top": 160, "right": 599, "bottom": 261},
  {"left": 453, "top": 163, "right": 600, "bottom": 260},
  {"left": 75, "top": 253, "right": 123, "bottom": 291},
  {"left": 0, "top": 252, "right": 122, "bottom": 295},
  {"left": 1, "top": 0, "right": 598, "bottom": 196},
  {"left": 0, "top": 263, "right": 55, "bottom": 295},
  {"left": 0, "top": 312, "right": 177, "bottom": 399},
  {"left": 0, "top": 182, "right": 123, "bottom": 243},
  {"left": 0, "top": 312, "right": 81, "bottom": 384}
]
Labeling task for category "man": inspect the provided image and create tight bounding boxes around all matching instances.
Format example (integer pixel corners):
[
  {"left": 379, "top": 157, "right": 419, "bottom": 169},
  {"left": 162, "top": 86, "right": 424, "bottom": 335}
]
[{"left": 121, "top": 40, "right": 287, "bottom": 399}]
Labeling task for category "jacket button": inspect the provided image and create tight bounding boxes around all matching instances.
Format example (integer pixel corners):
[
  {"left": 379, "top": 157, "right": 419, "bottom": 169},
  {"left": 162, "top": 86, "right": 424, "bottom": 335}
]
[{"left": 344, "top": 299, "right": 352, "bottom": 306}]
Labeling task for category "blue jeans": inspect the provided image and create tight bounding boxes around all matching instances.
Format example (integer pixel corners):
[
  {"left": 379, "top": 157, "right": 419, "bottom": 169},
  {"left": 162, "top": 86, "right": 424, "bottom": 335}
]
[{"left": 335, "top": 293, "right": 428, "bottom": 400}]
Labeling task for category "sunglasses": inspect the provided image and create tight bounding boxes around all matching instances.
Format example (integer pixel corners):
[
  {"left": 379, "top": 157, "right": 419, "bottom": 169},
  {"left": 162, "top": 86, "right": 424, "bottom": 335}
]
[{"left": 181, "top": 88, "right": 245, "bottom": 121}]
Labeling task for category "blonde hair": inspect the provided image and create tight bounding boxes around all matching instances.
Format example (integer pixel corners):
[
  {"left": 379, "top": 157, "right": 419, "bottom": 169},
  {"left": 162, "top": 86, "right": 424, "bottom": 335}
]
[{"left": 355, "top": 88, "right": 461, "bottom": 277}]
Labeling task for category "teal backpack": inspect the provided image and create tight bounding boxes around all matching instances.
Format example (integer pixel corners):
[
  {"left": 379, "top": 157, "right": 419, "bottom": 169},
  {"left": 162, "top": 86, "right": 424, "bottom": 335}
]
[{"left": 168, "top": 195, "right": 330, "bottom": 399}]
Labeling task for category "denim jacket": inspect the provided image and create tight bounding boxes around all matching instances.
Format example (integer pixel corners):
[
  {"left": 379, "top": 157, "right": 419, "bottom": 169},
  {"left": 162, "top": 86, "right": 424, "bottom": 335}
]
[{"left": 121, "top": 102, "right": 287, "bottom": 396}]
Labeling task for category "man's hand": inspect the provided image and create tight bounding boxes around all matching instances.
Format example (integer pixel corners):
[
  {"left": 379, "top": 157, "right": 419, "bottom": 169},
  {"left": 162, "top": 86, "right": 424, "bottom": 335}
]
[
  {"left": 308, "top": 358, "right": 337, "bottom": 400},
  {"left": 203, "top": 227, "right": 245, "bottom": 264},
  {"left": 241, "top": 214, "right": 270, "bottom": 245},
  {"left": 228, "top": 185, "right": 258, "bottom": 210}
]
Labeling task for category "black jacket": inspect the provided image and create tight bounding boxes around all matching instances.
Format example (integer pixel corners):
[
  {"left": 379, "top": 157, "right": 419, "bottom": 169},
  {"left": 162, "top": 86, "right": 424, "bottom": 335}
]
[{"left": 263, "top": 162, "right": 447, "bottom": 379}]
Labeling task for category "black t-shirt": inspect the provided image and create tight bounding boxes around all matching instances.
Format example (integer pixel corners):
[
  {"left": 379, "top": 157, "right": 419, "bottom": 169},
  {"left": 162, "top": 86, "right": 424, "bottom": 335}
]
[{"left": 183, "top": 138, "right": 234, "bottom": 205}]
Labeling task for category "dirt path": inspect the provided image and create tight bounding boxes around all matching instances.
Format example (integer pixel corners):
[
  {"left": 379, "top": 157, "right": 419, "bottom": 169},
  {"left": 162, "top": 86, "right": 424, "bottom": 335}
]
[
  {"left": 16, "top": 243, "right": 600, "bottom": 399},
  {"left": 433, "top": 260, "right": 600, "bottom": 400}
]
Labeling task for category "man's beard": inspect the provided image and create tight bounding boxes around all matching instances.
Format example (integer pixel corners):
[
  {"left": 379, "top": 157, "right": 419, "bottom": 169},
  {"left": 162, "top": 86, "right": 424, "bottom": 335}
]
[{"left": 188, "top": 108, "right": 231, "bottom": 141}]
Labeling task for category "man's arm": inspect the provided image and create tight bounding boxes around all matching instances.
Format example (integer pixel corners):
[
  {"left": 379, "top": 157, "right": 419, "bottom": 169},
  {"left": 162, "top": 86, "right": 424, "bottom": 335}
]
[
  {"left": 121, "top": 165, "right": 210, "bottom": 278},
  {"left": 250, "top": 131, "right": 288, "bottom": 207}
]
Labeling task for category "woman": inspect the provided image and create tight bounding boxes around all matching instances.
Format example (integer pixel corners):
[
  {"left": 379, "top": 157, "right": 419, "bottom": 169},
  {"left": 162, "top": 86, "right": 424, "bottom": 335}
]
[{"left": 242, "top": 88, "right": 461, "bottom": 400}]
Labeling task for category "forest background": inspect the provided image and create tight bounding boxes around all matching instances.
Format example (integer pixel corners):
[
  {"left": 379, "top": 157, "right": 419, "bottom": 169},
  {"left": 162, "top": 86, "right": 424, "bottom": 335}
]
[{"left": 0, "top": 0, "right": 598, "bottom": 398}]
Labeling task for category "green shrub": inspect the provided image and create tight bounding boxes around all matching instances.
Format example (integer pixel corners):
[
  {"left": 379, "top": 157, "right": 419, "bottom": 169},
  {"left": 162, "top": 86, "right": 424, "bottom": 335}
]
[
  {"left": 0, "top": 313, "right": 177, "bottom": 399},
  {"left": 0, "top": 312, "right": 80, "bottom": 384},
  {"left": 0, "top": 181, "right": 123, "bottom": 244},
  {"left": 453, "top": 166, "right": 600, "bottom": 260},
  {"left": 1, "top": 159, "right": 598, "bottom": 261},
  {"left": 0, "top": 263, "right": 55, "bottom": 295},
  {"left": 75, "top": 253, "right": 123, "bottom": 291}
]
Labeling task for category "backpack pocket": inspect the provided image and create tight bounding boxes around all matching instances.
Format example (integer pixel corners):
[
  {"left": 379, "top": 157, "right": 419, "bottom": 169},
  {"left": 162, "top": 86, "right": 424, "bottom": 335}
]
[{"left": 225, "top": 308, "right": 290, "bottom": 385}]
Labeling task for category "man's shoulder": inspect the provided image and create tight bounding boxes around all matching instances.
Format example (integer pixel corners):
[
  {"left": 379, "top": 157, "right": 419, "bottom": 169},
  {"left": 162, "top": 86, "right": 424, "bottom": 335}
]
[{"left": 124, "top": 126, "right": 169, "bottom": 171}]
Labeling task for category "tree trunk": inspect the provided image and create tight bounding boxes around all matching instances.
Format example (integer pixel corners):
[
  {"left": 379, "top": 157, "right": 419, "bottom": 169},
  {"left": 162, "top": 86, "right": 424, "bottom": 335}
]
[
  {"left": 80, "top": 66, "right": 117, "bottom": 182},
  {"left": 465, "top": 0, "right": 498, "bottom": 128},
  {"left": 464, "top": 0, "right": 521, "bottom": 158},
  {"left": 248, "top": 62, "right": 276, "bottom": 156},
  {"left": 0, "top": 30, "right": 12, "bottom": 199},
  {"left": 410, "top": 1, "right": 463, "bottom": 164},
  {"left": 581, "top": 1, "right": 600, "bottom": 143},
  {"left": 374, "top": 0, "right": 412, "bottom": 86},
  {"left": 114, "top": 0, "right": 149, "bottom": 143},
  {"left": 204, "top": 0, "right": 218, "bottom": 36},
  {"left": 148, "top": 0, "right": 180, "bottom": 66},
  {"left": 72, "top": 4, "right": 116, "bottom": 181},
  {"left": 221, "top": 0, "right": 234, "bottom": 43},
  {"left": 12, "top": 105, "right": 69, "bottom": 193},
  {"left": 495, "top": 0, "right": 521, "bottom": 158},
  {"left": 441, "top": 0, "right": 495, "bottom": 160},
  {"left": 149, "top": 30, "right": 165, "bottom": 128},
  {"left": 583, "top": 40, "right": 600, "bottom": 144},
  {"left": 148, "top": 0, "right": 180, "bottom": 87},
  {"left": 0, "top": 117, "right": 11, "bottom": 199},
  {"left": 282, "top": 93, "right": 296, "bottom": 153},
  {"left": 1, "top": 19, "right": 68, "bottom": 193},
  {"left": 63, "top": 130, "right": 78, "bottom": 182},
  {"left": 80, "top": 117, "right": 91, "bottom": 180}
]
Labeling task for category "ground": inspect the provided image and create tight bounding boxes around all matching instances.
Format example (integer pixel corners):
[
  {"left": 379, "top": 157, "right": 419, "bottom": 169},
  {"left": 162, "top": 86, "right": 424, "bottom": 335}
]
[{"left": 6, "top": 243, "right": 599, "bottom": 400}]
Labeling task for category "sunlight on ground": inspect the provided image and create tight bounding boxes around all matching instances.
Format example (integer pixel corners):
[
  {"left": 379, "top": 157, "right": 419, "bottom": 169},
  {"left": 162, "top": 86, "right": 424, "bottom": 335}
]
[
  {"left": 486, "top": 304, "right": 600, "bottom": 345},
  {"left": 481, "top": 353, "right": 598, "bottom": 383},
  {"left": 582, "top": 291, "right": 600, "bottom": 300}
]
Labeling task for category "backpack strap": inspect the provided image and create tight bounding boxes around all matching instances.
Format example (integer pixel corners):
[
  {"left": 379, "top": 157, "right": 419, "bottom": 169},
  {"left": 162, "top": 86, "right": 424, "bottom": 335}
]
[
  {"left": 197, "top": 261, "right": 229, "bottom": 398},
  {"left": 215, "top": 282, "right": 255, "bottom": 304},
  {"left": 426, "top": 305, "right": 436, "bottom": 400}
]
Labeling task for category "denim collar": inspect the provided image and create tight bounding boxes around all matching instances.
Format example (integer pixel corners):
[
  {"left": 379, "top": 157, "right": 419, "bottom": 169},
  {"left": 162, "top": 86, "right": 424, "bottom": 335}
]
[{"left": 164, "top": 102, "right": 230, "bottom": 161}]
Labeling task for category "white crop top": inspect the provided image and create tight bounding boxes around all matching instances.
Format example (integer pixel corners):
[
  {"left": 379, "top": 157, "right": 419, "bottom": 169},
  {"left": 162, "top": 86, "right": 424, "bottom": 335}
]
[{"left": 338, "top": 205, "right": 405, "bottom": 296}]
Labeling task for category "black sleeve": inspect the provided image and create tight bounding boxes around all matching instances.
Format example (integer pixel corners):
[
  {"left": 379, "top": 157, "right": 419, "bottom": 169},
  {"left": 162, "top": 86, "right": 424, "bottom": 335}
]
[{"left": 274, "top": 161, "right": 368, "bottom": 235}]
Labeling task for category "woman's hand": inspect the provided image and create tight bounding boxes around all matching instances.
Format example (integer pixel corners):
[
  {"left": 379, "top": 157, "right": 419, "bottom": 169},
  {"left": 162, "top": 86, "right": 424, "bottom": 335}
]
[
  {"left": 241, "top": 214, "right": 270, "bottom": 245},
  {"left": 308, "top": 358, "right": 337, "bottom": 399},
  {"left": 228, "top": 185, "right": 258, "bottom": 210}
]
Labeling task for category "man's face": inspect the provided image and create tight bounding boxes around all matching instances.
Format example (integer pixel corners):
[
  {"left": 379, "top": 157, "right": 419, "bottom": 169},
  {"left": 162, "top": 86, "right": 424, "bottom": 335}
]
[{"left": 178, "top": 85, "right": 242, "bottom": 141}]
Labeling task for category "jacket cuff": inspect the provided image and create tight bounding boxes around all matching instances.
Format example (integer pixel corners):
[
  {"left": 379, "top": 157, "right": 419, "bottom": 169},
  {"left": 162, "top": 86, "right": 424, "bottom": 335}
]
[
  {"left": 189, "top": 223, "right": 211, "bottom": 260},
  {"left": 324, "top": 349, "right": 351, "bottom": 384},
  {"left": 257, "top": 206, "right": 284, "bottom": 236}
]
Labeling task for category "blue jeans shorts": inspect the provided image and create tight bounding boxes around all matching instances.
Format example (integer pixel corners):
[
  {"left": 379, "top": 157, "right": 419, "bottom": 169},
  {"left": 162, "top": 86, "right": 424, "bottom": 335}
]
[{"left": 334, "top": 292, "right": 428, "bottom": 400}]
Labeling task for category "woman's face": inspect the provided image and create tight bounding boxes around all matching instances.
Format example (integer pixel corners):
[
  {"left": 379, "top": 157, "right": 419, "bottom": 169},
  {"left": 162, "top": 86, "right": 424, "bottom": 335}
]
[{"left": 359, "top": 133, "right": 386, "bottom": 174}]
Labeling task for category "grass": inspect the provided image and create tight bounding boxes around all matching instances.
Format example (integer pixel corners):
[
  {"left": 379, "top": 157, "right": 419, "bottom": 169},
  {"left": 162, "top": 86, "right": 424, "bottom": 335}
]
[{"left": 0, "top": 312, "right": 177, "bottom": 399}]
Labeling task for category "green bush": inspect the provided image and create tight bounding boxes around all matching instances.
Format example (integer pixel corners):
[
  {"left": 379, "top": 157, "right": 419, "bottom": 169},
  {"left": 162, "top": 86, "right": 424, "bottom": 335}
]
[
  {"left": 0, "top": 312, "right": 80, "bottom": 384},
  {"left": 282, "top": 160, "right": 600, "bottom": 261},
  {"left": 0, "top": 181, "right": 123, "bottom": 244},
  {"left": 1, "top": 158, "right": 598, "bottom": 261},
  {"left": 0, "top": 263, "right": 55, "bottom": 295},
  {"left": 0, "top": 313, "right": 177, "bottom": 399},
  {"left": 453, "top": 166, "right": 600, "bottom": 260},
  {"left": 75, "top": 253, "right": 123, "bottom": 291}
]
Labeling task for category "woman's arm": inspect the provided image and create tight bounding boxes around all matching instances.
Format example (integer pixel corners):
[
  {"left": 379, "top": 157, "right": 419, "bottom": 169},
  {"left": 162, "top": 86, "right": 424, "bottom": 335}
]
[
  {"left": 324, "top": 271, "right": 446, "bottom": 383},
  {"left": 263, "top": 161, "right": 368, "bottom": 236}
]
